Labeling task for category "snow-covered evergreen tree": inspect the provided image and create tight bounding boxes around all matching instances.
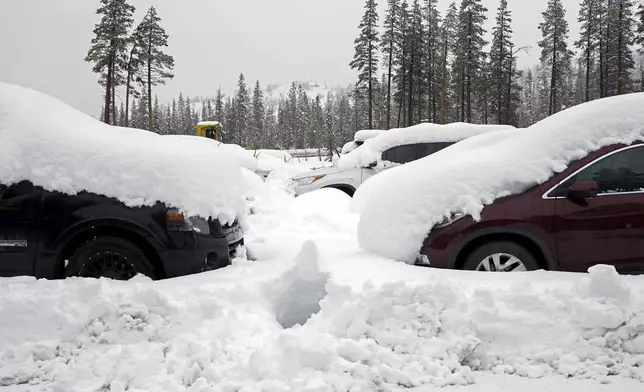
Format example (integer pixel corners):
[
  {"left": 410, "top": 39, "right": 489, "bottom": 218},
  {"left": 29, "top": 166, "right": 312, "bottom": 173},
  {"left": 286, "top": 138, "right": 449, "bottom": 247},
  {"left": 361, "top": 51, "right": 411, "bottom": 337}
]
[
  {"left": 251, "top": 80, "right": 265, "bottom": 148},
  {"left": 454, "top": 0, "right": 488, "bottom": 123},
  {"left": 424, "top": 0, "right": 441, "bottom": 122},
  {"left": 576, "top": 0, "right": 601, "bottom": 102},
  {"left": 440, "top": 2, "right": 459, "bottom": 124},
  {"left": 538, "top": 0, "right": 573, "bottom": 116},
  {"left": 350, "top": 0, "right": 380, "bottom": 129},
  {"left": 605, "top": 0, "right": 636, "bottom": 95},
  {"left": 489, "top": 0, "right": 514, "bottom": 124},
  {"left": 234, "top": 74, "right": 250, "bottom": 146},
  {"left": 134, "top": 6, "right": 174, "bottom": 131},
  {"left": 381, "top": 0, "right": 401, "bottom": 129},
  {"left": 153, "top": 95, "right": 162, "bottom": 133},
  {"left": 85, "top": 0, "right": 135, "bottom": 124}
]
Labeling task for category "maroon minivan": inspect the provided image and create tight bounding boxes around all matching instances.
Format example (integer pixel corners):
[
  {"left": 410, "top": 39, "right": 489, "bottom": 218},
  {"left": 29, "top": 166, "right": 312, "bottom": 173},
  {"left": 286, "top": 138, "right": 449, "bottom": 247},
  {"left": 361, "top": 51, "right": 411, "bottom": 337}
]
[{"left": 420, "top": 142, "right": 644, "bottom": 274}]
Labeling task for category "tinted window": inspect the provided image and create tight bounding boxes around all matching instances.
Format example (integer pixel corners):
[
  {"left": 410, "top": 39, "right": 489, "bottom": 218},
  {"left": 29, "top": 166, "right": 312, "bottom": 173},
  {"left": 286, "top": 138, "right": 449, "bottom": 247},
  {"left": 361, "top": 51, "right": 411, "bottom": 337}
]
[
  {"left": 417, "top": 142, "right": 455, "bottom": 158},
  {"left": 382, "top": 144, "right": 419, "bottom": 164},
  {"left": 382, "top": 142, "right": 455, "bottom": 165},
  {"left": 551, "top": 146, "right": 644, "bottom": 196}
]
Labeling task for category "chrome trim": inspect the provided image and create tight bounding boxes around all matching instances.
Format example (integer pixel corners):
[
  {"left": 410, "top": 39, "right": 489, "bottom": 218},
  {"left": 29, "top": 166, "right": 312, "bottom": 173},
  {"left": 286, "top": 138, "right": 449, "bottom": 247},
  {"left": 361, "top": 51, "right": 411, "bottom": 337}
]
[
  {"left": 0, "top": 240, "right": 28, "bottom": 248},
  {"left": 541, "top": 144, "right": 644, "bottom": 200}
]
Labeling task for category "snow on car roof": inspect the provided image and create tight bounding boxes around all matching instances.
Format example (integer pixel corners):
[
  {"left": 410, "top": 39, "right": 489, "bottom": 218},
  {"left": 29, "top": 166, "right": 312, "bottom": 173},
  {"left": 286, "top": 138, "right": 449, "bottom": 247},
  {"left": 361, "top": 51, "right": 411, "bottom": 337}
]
[
  {"left": 339, "top": 122, "right": 515, "bottom": 170},
  {"left": 0, "top": 82, "right": 247, "bottom": 224},
  {"left": 355, "top": 93, "right": 644, "bottom": 263},
  {"left": 354, "top": 129, "right": 384, "bottom": 142}
]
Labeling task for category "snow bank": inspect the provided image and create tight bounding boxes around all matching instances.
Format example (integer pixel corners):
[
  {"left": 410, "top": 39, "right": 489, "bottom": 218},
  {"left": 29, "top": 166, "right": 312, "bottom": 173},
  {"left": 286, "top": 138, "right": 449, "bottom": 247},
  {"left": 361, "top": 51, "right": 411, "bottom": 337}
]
[
  {"left": 4, "top": 265, "right": 643, "bottom": 391},
  {"left": 0, "top": 83, "right": 247, "bottom": 223},
  {"left": 356, "top": 94, "right": 644, "bottom": 262},
  {"left": 339, "top": 122, "right": 515, "bottom": 170}
]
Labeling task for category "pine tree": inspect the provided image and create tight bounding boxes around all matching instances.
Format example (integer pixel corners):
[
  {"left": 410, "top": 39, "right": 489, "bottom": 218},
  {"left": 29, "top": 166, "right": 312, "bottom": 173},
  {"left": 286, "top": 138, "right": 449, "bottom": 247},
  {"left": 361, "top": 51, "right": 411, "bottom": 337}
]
[
  {"left": 85, "top": 0, "right": 135, "bottom": 124},
  {"left": 118, "top": 102, "right": 126, "bottom": 126},
  {"left": 264, "top": 106, "right": 277, "bottom": 149},
  {"left": 350, "top": 0, "right": 380, "bottom": 129},
  {"left": 164, "top": 106, "right": 173, "bottom": 134},
  {"left": 393, "top": 0, "right": 411, "bottom": 127},
  {"left": 454, "top": 0, "right": 488, "bottom": 123},
  {"left": 605, "top": 0, "right": 636, "bottom": 95},
  {"left": 424, "top": 0, "right": 441, "bottom": 123},
  {"left": 440, "top": 2, "right": 458, "bottom": 123},
  {"left": 576, "top": 0, "right": 601, "bottom": 102},
  {"left": 407, "top": 0, "right": 425, "bottom": 125},
  {"left": 638, "top": 2, "right": 644, "bottom": 52},
  {"left": 214, "top": 88, "right": 224, "bottom": 122},
  {"left": 251, "top": 80, "right": 265, "bottom": 148},
  {"left": 170, "top": 98, "right": 178, "bottom": 134},
  {"left": 135, "top": 6, "right": 174, "bottom": 132},
  {"left": 153, "top": 95, "right": 162, "bottom": 133},
  {"left": 296, "top": 85, "right": 311, "bottom": 149},
  {"left": 538, "top": 0, "right": 573, "bottom": 116},
  {"left": 235, "top": 74, "right": 250, "bottom": 146},
  {"left": 381, "top": 0, "right": 401, "bottom": 129},
  {"left": 184, "top": 97, "right": 193, "bottom": 135},
  {"left": 490, "top": 0, "right": 514, "bottom": 124}
]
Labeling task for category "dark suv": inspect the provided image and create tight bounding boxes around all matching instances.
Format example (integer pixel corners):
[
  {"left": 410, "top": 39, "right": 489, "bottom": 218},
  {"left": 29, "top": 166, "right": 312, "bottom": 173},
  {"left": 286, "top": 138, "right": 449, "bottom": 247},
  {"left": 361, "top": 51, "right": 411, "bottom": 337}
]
[
  {"left": 421, "top": 142, "right": 644, "bottom": 274},
  {"left": 0, "top": 181, "right": 243, "bottom": 280}
]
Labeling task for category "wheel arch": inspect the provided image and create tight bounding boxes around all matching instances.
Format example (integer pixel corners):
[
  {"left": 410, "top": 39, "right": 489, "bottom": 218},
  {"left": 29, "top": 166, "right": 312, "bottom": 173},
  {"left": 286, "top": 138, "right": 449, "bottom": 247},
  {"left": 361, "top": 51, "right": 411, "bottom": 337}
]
[
  {"left": 53, "top": 220, "right": 165, "bottom": 278},
  {"left": 452, "top": 228, "right": 557, "bottom": 271},
  {"left": 322, "top": 184, "right": 356, "bottom": 197}
]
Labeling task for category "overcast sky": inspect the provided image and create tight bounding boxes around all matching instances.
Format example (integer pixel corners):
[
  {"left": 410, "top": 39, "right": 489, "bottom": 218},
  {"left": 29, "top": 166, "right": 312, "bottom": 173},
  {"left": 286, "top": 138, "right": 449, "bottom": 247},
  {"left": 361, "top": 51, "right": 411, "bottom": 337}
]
[{"left": 0, "top": 0, "right": 580, "bottom": 116}]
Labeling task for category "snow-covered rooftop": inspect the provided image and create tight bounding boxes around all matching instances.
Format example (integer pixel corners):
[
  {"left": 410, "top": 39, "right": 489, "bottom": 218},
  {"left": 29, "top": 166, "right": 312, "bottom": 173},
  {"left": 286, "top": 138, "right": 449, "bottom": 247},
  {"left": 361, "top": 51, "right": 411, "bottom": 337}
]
[
  {"left": 0, "top": 82, "right": 247, "bottom": 224},
  {"left": 338, "top": 123, "right": 516, "bottom": 170},
  {"left": 355, "top": 93, "right": 644, "bottom": 263}
]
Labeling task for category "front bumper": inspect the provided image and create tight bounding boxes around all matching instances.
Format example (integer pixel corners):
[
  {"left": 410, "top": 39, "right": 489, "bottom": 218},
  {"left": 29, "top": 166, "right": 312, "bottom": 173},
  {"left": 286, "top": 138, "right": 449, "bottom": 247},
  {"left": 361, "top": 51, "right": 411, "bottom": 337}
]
[{"left": 159, "top": 231, "right": 237, "bottom": 278}]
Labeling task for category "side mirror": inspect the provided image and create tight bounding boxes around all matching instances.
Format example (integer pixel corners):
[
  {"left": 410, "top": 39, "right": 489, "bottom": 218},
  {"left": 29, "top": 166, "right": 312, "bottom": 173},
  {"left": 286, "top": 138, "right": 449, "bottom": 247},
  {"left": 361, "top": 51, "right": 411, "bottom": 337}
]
[
  {"left": 366, "top": 161, "right": 377, "bottom": 169},
  {"left": 566, "top": 180, "right": 599, "bottom": 200}
]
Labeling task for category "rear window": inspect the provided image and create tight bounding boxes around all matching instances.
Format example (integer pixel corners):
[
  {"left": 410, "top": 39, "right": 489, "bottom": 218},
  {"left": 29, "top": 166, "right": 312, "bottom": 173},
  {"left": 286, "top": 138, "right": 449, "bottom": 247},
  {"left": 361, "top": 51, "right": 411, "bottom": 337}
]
[{"left": 382, "top": 142, "right": 455, "bottom": 165}]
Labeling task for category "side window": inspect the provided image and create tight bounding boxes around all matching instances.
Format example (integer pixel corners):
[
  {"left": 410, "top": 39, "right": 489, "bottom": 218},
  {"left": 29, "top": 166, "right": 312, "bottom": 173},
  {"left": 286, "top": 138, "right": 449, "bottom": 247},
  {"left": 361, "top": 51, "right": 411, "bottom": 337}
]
[
  {"left": 382, "top": 144, "right": 418, "bottom": 165},
  {"left": 550, "top": 146, "right": 644, "bottom": 197},
  {"left": 417, "top": 142, "right": 455, "bottom": 159}
]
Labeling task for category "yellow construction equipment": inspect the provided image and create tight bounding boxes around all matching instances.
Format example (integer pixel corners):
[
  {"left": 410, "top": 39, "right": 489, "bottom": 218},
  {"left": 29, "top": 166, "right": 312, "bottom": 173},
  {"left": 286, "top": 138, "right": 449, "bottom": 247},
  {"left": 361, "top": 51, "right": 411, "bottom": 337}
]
[{"left": 196, "top": 121, "right": 223, "bottom": 141}]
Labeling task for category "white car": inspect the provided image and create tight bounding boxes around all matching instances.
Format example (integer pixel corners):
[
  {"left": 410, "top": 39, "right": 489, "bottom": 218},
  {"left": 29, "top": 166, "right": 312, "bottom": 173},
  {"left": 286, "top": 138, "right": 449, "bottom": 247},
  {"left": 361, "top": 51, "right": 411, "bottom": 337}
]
[{"left": 292, "top": 123, "right": 516, "bottom": 196}]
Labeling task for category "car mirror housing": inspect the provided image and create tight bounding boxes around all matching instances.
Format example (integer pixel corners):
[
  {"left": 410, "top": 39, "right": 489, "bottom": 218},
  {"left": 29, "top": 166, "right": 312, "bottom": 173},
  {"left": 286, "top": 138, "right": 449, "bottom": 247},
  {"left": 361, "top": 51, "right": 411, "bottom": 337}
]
[
  {"left": 365, "top": 161, "right": 377, "bottom": 169},
  {"left": 566, "top": 180, "right": 599, "bottom": 200}
]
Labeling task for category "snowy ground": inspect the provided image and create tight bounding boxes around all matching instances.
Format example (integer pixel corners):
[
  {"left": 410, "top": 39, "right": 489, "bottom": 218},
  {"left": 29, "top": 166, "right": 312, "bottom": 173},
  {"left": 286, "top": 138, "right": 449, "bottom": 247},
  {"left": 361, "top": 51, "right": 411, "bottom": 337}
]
[{"left": 1, "top": 167, "right": 644, "bottom": 392}]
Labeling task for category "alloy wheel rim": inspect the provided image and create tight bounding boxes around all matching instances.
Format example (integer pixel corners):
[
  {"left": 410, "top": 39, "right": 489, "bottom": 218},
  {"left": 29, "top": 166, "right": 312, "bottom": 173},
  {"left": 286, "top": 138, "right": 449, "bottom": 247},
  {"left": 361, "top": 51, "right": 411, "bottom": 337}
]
[
  {"left": 476, "top": 253, "right": 527, "bottom": 272},
  {"left": 80, "top": 251, "right": 136, "bottom": 280}
]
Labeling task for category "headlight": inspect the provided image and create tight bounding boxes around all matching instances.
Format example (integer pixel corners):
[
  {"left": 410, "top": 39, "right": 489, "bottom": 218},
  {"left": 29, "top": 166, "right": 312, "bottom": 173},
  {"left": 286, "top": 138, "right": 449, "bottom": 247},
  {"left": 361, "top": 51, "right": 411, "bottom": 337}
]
[
  {"left": 166, "top": 208, "right": 210, "bottom": 234},
  {"left": 293, "top": 175, "right": 326, "bottom": 186},
  {"left": 434, "top": 212, "right": 466, "bottom": 229}
]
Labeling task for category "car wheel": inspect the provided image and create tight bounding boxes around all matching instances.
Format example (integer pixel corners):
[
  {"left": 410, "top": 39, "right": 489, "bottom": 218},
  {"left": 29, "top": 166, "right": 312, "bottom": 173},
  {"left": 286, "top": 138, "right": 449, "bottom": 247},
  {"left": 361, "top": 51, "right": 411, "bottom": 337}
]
[
  {"left": 462, "top": 241, "right": 540, "bottom": 272},
  {"left": 66, "top": 236, "right": 157, "bottom": 280}
]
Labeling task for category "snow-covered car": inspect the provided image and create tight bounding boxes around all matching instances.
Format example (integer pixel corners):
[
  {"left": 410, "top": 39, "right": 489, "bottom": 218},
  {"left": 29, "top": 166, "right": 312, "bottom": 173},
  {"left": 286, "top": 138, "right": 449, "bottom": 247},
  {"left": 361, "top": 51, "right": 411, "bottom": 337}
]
[
  {"left": 0, "top": 82, "right": 248, "bottom": 280},
  {"left": 355, "top": 92, "right": 644, "bottom": 272},
  {"left": 292, "top": 123, "right": 515, "bottom": 196}
]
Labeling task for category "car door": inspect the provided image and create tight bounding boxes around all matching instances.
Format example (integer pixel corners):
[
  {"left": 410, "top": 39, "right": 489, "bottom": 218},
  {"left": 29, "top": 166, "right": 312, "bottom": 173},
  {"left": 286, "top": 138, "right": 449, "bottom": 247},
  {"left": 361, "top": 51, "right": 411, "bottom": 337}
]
[
  {"left": 0, "top": 181, "right": 42, "bottom": 277},
  {"left": 552, "top": 145, "right": 644, "bottom": 273}
]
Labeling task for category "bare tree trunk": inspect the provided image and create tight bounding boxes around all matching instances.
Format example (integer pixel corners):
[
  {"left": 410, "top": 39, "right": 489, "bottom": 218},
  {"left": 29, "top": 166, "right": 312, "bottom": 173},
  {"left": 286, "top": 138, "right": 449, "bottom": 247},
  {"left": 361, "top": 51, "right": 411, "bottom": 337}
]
[
  {"left": 616, "top": 0, "right": 624, "bottom": 95},
  {"left": 104, "top": 53, "right": 113, "bottom": 124}
]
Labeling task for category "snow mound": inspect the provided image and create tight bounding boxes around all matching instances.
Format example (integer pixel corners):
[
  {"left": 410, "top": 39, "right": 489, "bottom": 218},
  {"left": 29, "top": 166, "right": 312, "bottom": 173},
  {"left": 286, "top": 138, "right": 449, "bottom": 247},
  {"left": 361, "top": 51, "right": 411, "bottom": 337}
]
[
  {"left": 165, "top": 135, "right": 259, "bottom": 172},
  {"left": 0, "top": 83, "right": 247, "bottom": 223},
  {"left": 353, "top": 129, "right": 384, "bottom": 142},
  {"left": 339, "top": 122, "right": 515, "bottom": 170},
  {"left": 356, "top": 93, "right": 644, "bottom": 262}
]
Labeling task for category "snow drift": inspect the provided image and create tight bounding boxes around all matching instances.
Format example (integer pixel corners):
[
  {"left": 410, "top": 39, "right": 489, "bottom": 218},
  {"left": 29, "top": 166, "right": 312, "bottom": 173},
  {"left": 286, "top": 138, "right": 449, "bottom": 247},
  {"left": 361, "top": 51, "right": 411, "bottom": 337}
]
[
  {"left": 0, "top": 82, "right": 247, "bottom": 223},
  {"left": 338, "top": 122, "right": 515, "bottom": 170},
  {"left": 355, "top": 93, "right": 644, "bottom": 262}
]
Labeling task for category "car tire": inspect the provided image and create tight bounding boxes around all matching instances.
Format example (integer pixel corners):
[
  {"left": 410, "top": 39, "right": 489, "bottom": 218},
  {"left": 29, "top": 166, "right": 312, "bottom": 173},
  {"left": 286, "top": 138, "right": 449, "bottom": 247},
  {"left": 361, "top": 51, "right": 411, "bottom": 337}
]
[
  {"left": 66, "top": 236, "right": 157, "bottom": 280},
  {"left": 462, "top": 241, "right": 540, "bottom": 272}
]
